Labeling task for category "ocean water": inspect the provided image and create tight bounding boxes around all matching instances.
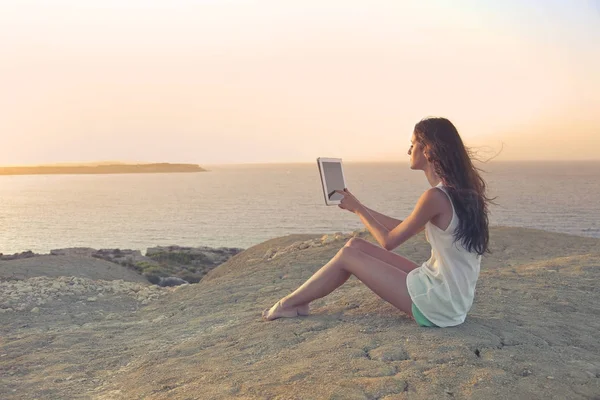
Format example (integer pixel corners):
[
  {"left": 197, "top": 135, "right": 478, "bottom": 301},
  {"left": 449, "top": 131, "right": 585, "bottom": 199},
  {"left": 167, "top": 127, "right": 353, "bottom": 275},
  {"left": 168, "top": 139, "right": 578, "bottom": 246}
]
[{"left": 1, "top": 161, "right": 599, "bottom": 255}]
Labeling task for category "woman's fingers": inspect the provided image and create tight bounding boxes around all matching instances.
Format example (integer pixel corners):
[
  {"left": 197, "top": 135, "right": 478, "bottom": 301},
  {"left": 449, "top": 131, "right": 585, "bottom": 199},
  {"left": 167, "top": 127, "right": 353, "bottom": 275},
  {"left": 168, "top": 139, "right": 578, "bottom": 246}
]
[{"left": 337, "top": 188, "right": 354, "bottom": 198}]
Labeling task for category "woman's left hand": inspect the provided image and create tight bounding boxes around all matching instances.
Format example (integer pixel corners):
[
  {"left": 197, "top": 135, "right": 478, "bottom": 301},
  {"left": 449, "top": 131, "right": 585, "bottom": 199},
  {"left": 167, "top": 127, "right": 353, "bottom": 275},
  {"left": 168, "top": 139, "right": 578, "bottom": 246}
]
[{"left": 333, "top": 188, "right": 363, "bottom": 213}]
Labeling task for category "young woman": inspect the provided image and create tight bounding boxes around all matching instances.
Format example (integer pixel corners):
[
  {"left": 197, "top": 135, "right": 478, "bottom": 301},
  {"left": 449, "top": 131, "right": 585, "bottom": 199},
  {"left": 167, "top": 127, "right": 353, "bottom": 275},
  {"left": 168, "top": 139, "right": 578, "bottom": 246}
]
[{"left": 262, "top": 117, "right": 492, "bottom": 327}]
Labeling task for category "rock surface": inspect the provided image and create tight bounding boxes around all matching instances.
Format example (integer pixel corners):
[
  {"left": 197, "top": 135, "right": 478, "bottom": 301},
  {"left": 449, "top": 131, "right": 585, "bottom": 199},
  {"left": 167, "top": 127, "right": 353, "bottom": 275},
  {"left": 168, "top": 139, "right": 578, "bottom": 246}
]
[
  {"left": 1, "top": 226, "right": 600, "bottom": 399},
  {"left": 0, "top": 276, "right": 168, "bottom": 312},
  {"left": 0, "top": 255, "right": 149, "bottom": 283}
]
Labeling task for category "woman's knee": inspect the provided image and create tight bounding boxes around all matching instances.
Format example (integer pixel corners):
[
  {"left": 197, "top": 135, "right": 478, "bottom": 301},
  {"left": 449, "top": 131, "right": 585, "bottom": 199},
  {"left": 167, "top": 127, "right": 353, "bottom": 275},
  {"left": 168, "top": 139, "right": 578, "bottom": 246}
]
[
  {"left": 344, "top": 237, "right": 368, "bottom": 249},
  {"left": 337, "top": 246, "right": 367, "bottom": 273},
  {"left": 339, "top": 245, "right": 357, "bottom": 258}
]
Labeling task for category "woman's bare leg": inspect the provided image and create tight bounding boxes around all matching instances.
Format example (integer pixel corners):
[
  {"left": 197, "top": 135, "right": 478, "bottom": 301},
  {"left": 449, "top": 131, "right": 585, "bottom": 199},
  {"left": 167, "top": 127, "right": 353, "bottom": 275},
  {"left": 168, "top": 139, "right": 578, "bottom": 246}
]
[
  {"left": 262, "top": 242, "right": 415, "bottom": 321},
  {"left": 344, "top": 237, "right": 420, "bottom": 274},
  {"left": 262, "top": 247, "right": 350, "bottom": 319},
  {"left": 291, "top": 238, "right": 418, "bottom": 313}
]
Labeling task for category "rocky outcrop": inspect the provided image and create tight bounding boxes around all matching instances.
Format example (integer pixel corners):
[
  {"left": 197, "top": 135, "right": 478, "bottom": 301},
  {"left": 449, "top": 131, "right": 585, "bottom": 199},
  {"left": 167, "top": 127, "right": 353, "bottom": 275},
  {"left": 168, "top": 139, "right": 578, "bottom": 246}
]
[
  {"left": 91, "top": 249, "right": 159, "bottom": 267},
  {"left": 48, "top": 246, "right": 244, "bottom": 272},
  {"left": 1, "top": 245, "right": 245, "bottom": 286},
  {"left": 1, "top": 248, "right": 157, "bottom": 265},
  {"left": 0, "top": 250, "right": 37, "bottom": 260},
  {"left": 49, "top": 248, "right": 97, "bottom": 257},
  {"left": 50, "top": 248, "right": 159, "bottom": 267},
  {"left": 146, "top": 245, "right": 244, "bottom": 267},
  {"left": 2, "top": 228, "right": 600, "bottom": 399},
  {"left": 143, "top": 245, "right": 245, "bottom": 284}
]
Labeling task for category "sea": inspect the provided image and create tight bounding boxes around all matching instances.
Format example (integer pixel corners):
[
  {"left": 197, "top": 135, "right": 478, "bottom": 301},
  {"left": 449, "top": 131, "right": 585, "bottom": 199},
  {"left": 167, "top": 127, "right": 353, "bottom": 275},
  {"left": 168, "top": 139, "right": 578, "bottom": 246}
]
[{"left": 1, "top": 161, "right": 599, "bottom": 255}]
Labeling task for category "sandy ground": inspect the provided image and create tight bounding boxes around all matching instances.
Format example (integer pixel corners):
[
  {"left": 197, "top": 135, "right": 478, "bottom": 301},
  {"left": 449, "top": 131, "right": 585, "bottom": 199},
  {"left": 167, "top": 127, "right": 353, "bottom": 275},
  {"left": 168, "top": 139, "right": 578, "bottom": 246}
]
[{"left": 1, "top": 226, "right": 600, "bottom": 399}]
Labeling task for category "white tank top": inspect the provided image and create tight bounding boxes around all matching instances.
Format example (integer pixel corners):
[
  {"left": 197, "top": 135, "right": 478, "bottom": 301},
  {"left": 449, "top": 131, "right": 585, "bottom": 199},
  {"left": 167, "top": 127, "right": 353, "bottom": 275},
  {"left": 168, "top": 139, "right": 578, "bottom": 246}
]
[{"left": 406, "top": 183, "right": 482, "bottom": 327}]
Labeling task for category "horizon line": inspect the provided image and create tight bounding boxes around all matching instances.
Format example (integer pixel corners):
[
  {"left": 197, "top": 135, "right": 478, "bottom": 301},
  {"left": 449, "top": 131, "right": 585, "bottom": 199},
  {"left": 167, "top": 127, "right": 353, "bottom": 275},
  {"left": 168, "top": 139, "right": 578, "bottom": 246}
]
[
  {"left": 4, "top": 159, "right": 600, "bottom": 167},
  {"left": 3, "top": 159, "right": 600, "bottom": 168}
]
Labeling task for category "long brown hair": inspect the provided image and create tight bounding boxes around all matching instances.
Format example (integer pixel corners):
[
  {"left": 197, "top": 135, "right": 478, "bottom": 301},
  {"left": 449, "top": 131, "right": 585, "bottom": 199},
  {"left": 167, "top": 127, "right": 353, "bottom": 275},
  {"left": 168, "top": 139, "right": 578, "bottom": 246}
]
[{"left": 414, "top": 117, "right": 494, "bottom": 255}]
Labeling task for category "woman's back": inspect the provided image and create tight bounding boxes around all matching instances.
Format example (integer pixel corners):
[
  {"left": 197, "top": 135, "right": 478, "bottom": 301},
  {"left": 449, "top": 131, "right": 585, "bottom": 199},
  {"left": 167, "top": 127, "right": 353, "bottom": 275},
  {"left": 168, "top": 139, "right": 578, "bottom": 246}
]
[{"left": 407, "top": 184, "right": 482, "bottom": 327}]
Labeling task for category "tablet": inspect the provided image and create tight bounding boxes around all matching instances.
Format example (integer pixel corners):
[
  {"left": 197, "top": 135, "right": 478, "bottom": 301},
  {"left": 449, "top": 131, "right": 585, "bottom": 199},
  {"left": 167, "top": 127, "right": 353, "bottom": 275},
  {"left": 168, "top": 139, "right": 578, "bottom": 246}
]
[{"left": 317, "top": 157, "right": 347, "bottom": 206}]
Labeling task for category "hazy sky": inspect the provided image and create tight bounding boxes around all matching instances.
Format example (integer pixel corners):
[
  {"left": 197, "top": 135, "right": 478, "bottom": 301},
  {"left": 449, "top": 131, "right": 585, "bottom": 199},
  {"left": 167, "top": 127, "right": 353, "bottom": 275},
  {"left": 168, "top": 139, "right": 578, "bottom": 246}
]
[{"left": 2, "top": 0, "right": 599, "bottom": 165}]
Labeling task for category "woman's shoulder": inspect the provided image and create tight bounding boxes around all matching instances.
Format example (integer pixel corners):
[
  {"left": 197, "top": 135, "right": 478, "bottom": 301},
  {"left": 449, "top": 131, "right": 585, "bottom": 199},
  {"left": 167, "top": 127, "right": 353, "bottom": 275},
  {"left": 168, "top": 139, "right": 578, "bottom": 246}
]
[
  {"left": 421, "top": 186, "right": 450, "bottom": 205},
  {"left": 420, "top": 186, "right": 454, "bottom": 228}
]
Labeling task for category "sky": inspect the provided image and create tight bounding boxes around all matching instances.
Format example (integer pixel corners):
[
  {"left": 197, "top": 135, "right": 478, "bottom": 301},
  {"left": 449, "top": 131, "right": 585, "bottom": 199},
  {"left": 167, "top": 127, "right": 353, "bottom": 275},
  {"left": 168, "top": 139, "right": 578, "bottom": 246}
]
[{"left": 1, "top": 0, "right": 599, "bottom": 165}]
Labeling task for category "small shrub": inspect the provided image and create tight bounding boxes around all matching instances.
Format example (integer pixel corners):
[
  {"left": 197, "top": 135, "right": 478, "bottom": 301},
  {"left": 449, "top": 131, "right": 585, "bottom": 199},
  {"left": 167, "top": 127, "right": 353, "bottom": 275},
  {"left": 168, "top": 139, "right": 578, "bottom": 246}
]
[
  {"left": 134, "top": 261, "right": 156, "bottom": 273},
  {"left": 148, "top": 251, "right": 195, "bottom": 265}
]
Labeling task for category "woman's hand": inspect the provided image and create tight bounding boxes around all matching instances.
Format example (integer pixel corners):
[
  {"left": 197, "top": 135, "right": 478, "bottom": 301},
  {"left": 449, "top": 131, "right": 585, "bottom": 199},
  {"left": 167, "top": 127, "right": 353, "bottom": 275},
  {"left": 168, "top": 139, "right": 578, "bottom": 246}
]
[{"left": 333, "top": 188, "right": 363, "bottom": 213}]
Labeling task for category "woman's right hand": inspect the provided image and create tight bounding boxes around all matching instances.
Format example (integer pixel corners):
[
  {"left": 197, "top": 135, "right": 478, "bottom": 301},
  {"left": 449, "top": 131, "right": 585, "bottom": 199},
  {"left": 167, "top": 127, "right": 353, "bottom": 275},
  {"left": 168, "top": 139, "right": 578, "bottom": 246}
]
[{"left": 335, "top": 189, "right": 362, "bottom": 213}]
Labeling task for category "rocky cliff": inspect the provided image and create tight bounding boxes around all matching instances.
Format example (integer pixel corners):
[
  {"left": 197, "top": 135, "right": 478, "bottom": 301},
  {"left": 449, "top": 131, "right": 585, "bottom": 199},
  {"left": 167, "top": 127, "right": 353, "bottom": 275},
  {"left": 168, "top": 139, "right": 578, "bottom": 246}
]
[{"left": 1, "top": 227, "right": 599, "bottom": 399}]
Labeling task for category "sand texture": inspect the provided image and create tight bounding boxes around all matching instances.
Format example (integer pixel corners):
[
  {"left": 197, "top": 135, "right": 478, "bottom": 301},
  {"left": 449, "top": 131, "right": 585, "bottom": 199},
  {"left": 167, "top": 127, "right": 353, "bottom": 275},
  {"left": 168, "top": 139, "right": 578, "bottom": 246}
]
[{"left": 1, "top": 226, "right": 600, "bottom": 399}]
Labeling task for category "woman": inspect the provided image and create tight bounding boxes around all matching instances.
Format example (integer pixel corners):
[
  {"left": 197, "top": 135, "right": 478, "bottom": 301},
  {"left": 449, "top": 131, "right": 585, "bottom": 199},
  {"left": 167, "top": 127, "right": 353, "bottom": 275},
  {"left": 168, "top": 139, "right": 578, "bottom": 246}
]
[{"left": 262, "top": 117, "right": 492, "bottom": 327}]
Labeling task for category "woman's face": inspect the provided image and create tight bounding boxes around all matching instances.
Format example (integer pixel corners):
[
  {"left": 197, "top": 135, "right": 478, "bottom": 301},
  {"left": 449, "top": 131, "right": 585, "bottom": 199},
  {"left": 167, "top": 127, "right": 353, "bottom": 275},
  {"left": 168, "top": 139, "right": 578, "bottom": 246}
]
[{"left": 408, "top": 133, "right": 428, "bottom": 170}]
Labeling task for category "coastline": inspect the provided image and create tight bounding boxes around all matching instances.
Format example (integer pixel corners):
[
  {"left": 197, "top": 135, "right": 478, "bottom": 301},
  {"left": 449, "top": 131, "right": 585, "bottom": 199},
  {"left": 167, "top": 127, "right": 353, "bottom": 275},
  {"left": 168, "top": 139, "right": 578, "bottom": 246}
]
[{"left": 0, "top": 163, "right": 207, "bottom": 176}]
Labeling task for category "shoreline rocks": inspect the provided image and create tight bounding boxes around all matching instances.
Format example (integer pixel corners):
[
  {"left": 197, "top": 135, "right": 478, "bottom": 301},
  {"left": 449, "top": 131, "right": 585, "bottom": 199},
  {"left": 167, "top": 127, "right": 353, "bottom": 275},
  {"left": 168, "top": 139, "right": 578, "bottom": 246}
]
[
  {"left": 50, "top": 248, "right": 159, "bottom": 267},
  {"left": 0, "top": 250, "right": 37, "bottom": 260},
  {"left": 143, "top": 245, "right": 244, "bottom": 285},
  {"left": 146, "top": 245, "right": 244, "bottom": 266},
  {"left": 2, "top": 245, "right": 246, "bottom": 287}
]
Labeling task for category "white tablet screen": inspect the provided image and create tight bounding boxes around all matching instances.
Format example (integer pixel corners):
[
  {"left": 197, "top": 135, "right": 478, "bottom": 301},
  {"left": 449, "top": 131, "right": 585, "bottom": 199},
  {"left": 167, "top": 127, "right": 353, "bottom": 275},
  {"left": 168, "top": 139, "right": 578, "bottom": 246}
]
[{"left": 322, "top": 161, "right": 345, "bottom": 201}]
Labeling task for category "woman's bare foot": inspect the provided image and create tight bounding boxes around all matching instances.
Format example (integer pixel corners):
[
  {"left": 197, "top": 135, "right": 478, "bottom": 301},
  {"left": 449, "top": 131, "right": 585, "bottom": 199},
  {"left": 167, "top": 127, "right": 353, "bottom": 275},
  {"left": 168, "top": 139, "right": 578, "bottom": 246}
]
[{"left": 262, "top": 300, "right": 309, "bottom": 321}]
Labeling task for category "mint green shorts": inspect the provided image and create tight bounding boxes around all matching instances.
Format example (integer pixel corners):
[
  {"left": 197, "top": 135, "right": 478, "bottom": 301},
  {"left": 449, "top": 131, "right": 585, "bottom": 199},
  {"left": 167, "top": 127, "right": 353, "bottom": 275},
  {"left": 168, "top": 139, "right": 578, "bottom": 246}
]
[{"left": 412, "top": 303, "right": 437, "bottom": 327}]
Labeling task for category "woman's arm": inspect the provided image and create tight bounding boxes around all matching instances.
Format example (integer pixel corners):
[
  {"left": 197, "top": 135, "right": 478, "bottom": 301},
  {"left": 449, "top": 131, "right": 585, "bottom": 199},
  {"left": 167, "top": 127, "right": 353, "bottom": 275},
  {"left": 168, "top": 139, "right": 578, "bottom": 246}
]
[
  {"left": 362, "top": 206, "right": 425, "bottom": 234},
  {"left": 356, "top": 189, "right": 440, "bottom": 250},
  {"left": 362, "top": 206, "right": 402, "bottom": 231}
]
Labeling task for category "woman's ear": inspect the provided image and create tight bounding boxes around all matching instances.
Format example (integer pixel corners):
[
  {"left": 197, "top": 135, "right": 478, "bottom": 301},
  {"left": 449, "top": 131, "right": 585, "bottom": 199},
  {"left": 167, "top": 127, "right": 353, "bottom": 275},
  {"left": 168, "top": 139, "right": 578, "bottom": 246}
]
[{"left": 423, "top": 146, "right": 431, "bottom": 161}]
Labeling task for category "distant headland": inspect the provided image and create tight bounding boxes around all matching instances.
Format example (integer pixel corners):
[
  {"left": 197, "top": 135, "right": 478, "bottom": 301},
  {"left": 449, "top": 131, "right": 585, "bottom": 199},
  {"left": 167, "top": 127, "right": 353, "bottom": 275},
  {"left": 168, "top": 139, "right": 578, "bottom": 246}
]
[{"left": 0, "top": 163, "right": 207, "bottom": 176}]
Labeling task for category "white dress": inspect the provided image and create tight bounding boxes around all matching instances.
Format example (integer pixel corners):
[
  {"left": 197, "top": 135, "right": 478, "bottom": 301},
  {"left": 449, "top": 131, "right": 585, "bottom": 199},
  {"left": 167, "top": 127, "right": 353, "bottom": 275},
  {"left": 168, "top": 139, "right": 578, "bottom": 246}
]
[{"left": 406, "top": 183, "right": 482, "bottom": 327}]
